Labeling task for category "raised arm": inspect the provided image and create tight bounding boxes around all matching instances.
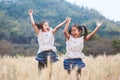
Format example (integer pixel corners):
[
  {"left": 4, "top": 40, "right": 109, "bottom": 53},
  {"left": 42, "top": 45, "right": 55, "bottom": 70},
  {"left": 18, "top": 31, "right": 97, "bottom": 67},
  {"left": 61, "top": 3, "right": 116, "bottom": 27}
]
[
  {"left": 85, "top": 22, "right": 103, "bottom": 40},
  {"left": 52, "top": 18, "right": 67, "bottom": 34},
  {"left": 28, "top": 10, "right": 39, "bottom": 34},
  {"left": 63, "top": 17, "right": 71, "bottom": 40}
]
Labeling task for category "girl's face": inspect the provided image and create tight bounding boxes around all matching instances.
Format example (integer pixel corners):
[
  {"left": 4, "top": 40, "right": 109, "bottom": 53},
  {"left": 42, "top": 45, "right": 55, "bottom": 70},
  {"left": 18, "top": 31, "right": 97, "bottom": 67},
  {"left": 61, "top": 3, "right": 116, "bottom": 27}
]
[
  {"left": 71, "top": 27, "right": 82, "bottom": 38},
  {"left": 42, "top": 22, "right": 50, "bottom": 32}
]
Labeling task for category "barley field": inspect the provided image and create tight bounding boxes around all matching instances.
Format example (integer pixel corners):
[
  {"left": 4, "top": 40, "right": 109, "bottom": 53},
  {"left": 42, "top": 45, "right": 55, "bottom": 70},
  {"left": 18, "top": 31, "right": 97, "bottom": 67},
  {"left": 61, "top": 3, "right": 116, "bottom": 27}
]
[{"left": 0, "top": 54, "right": 120, "bottom": 80}]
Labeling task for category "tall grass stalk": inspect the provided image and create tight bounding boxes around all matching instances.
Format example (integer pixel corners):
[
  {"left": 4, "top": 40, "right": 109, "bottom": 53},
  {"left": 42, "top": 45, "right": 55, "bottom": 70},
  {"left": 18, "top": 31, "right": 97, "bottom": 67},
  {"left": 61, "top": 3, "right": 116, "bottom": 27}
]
[{"left": 0, "top": 54, "right": 120, "bottom": 80}]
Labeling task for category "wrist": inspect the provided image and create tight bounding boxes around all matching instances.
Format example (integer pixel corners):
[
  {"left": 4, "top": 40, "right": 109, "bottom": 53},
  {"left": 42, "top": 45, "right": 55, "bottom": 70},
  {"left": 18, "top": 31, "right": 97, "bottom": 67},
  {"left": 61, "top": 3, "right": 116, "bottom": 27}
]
[
  {"left": 96, "top": 25, "right": 100, "bottom": 28},
  {"left": 64, "top": 20, "right": 67, "bottom": 23}
]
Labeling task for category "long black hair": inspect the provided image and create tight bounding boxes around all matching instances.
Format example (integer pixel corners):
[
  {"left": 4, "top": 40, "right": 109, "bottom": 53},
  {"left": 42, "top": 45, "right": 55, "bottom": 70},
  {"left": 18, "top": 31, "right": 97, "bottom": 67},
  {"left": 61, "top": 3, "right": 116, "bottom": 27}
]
[
  {"left": 69, "top": 24, "right": 88, "bottom": 37},
  {"left": 35, "top": 21, "right": 46, "bottom": 29}
]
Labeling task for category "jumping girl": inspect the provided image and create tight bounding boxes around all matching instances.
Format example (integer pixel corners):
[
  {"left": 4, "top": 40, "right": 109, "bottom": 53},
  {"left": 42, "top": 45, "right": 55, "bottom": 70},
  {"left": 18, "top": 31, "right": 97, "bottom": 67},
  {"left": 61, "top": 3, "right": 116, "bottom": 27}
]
[
  {"left": 28, "top": 10, "right": 67, "bottom": 71},
  {"left": 63, "top": 17, "right": 102, "bottom": 80}
]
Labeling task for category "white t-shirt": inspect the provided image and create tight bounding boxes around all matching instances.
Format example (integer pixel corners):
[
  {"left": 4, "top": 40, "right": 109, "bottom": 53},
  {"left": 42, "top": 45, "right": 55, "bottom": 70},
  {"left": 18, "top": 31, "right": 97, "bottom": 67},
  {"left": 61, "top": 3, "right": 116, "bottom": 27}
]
[
  {"left": 64, "top": 35, "right": 85, "bottom": 59},
  {"left": 37, "top": 28, "right": 57, "bottom": 54}
]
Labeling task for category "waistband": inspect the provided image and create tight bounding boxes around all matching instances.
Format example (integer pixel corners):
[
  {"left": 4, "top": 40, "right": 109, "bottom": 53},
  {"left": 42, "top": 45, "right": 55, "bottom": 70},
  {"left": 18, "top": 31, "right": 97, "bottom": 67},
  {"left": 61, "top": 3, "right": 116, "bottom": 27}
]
[
  {"left": 42, "top": 49, "right": 53, "bottom": 52},
  {"left": 65, "top": 58, "right": 82, "bottom": 60}
]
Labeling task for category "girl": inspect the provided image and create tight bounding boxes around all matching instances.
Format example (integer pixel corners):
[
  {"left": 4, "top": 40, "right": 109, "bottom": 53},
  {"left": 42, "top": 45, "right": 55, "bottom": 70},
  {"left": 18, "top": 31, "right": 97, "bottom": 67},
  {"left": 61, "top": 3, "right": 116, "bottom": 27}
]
[
  {"left": 28, "top": 10, "right": 67, "bottom": 71},
  {"left": 63, "top": 17, "right": 102, "bottom": 80}
]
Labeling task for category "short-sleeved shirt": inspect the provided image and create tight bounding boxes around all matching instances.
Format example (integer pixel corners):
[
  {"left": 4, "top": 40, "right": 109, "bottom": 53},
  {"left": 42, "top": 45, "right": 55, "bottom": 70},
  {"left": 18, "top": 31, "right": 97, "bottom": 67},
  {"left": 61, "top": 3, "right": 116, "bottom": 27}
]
[
  {"left": 64, "top": 35, "right": 85, "bottom": 59},
  {"left": 37, "top": 28, "right": 57, "bottom": 54}
]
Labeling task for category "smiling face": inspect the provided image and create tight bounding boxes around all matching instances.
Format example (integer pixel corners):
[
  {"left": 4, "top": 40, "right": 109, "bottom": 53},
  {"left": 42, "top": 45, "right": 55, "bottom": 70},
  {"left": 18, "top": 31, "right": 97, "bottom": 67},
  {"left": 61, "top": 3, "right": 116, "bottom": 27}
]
[
  {"left": 42, "top": 22, "right": 50, "bottom": 32},
  {"left": 71, "top": 26, "right": 82, "bottom": 38}
]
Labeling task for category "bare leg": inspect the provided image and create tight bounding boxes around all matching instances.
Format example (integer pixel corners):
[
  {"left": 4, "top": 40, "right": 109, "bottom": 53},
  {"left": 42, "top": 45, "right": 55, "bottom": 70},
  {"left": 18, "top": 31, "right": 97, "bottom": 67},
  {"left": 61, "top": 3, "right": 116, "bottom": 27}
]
[
  {"left": 77, "top": 69, "right": 81, "bottom": 80},
  {"left": 67, "top": 70, "right": 71, "bottom": 80},
  {"left": 38, "top": 62, "right": 45, "bottom": 71},
  {"left": 47, "top": 56, "right": 52, "bottom": 80},
  {"left": 38, "top": 62, "right": 46, "bottom": 75},
  {"left": 67, "top": 70, "right": 71, "bottom": 74}
]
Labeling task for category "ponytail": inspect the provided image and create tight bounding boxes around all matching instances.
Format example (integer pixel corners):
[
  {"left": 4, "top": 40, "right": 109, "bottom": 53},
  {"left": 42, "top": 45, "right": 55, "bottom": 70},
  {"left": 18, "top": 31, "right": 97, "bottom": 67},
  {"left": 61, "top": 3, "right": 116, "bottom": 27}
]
[
  {"left": 81, "top": 25, "right": 88, "bottom": 37},
  {"left": 35, "top": 21, "right": 45, "bottom": 29}
]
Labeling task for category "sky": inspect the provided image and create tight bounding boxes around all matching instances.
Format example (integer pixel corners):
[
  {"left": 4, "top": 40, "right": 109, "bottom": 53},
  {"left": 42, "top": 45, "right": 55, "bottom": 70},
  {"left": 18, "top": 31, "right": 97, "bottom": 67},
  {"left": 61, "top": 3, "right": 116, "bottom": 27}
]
[{"left": 65, "top": 0, "right": 120, "bottom": 21}]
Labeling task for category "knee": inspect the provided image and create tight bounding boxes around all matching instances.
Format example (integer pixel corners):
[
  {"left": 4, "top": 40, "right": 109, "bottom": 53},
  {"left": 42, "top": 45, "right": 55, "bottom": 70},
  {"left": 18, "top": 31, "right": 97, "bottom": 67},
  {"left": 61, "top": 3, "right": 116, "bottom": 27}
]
[
  {"left": 38, "top": 62, "right": 45, "bottom": 70},
  {"left": 67, "top": 70, "right": 71, "bottom": 74},
  {"left": 77, "top": 69, "right": 81, "bottom": 75}
]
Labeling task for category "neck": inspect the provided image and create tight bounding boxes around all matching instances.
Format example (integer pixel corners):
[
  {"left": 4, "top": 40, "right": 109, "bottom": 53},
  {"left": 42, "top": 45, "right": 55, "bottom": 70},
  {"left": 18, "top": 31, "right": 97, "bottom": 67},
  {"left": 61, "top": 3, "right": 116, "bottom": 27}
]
[{"left": 42, "top": 29, "right": 49, "bottom": 32}]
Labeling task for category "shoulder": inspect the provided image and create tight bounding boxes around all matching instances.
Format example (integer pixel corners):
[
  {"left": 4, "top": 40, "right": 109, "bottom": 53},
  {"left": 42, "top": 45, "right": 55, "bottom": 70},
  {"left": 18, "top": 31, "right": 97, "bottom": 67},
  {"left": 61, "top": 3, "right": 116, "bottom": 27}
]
[
  {"left": 66, "top": 35, "right": 73, "bottom": 41},
  {"left": 81, "top": 36, "right": 84, "bottom": 38},
  {"left": 79, "top": 36, "right": 84, "bottom": 40},
  {"left": 68, "top": 35, "right": 73, "bottom": 39},
  {"left": 49, "top": 28, "right": 53, "bottom": 34},
  {"left": 36, "top": 30, "right": 41, "bottom": 37}
]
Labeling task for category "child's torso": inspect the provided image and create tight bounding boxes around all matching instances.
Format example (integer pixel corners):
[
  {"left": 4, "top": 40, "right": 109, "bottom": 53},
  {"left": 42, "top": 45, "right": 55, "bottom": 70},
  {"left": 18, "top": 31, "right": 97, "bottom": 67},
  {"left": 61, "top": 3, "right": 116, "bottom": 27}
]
[
  {"left": 65, "top": 35, "right": 85, "bottom": 59},
  {"left": 37, "top": 29, "right": 57, "bottom": 53}
]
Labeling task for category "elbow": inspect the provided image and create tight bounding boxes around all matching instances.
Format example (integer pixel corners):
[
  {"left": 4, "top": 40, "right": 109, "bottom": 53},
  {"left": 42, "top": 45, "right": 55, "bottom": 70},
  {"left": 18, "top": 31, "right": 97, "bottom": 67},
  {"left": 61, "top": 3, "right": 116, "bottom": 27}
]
[
  {"left": 85, "top": 35, "right": 91, "bottom": 41},
  {"left": 85, "top": 37, "right": 89, "bottom": 41},
  {"left": 32, "top": 23, "right": 35, "bottom": 26},
  {"left": 63, "top": 30, "right": 69, "bottom": 36},
  {"left": 63, "top": 30, "right": 67, "bottom": 34}
]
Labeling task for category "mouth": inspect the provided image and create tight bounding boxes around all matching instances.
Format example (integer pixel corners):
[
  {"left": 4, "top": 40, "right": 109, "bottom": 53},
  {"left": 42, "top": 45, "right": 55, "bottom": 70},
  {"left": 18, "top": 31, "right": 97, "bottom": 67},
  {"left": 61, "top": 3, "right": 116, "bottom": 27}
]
[
  {"left": 46, "top": 28, "right": 50, "bottom": 31},
  {"left": 72, "top": 34, "right": 79, "bottom": 38}
]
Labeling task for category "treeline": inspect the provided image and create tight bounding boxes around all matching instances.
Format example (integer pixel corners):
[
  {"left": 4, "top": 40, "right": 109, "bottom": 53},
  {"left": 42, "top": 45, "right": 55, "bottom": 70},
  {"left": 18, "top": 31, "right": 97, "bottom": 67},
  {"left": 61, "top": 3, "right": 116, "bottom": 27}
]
[
  {"left": 0, "top": 0, "right": 120, "bottom": 56},
  {"left": 0, "top": 38, "right": 120, "bottom": 57}
]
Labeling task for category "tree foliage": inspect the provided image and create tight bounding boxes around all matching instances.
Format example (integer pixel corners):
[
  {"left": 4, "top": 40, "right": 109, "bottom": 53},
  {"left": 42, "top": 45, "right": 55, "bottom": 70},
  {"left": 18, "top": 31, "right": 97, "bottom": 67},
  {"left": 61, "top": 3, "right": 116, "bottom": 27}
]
[{"left": 0, "top": 0, "right": 120, "bottom": 54}]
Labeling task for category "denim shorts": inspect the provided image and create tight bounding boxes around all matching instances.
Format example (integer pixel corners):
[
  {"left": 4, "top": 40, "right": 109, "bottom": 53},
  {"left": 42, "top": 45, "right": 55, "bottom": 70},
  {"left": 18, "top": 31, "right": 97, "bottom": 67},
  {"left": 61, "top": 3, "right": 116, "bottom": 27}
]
[
  {"left": 36, "top": 50, "right": 58, "bottom": 64},
  {"left": 63, "top": 58, "right": 85, "bottom": 70}
]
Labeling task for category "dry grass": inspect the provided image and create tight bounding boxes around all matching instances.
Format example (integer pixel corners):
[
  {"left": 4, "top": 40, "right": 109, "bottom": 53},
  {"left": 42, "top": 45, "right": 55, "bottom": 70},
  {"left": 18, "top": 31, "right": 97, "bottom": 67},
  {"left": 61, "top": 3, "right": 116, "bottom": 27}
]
[{"left": 0, "top": 54, "right": 120, "bottom": 80}]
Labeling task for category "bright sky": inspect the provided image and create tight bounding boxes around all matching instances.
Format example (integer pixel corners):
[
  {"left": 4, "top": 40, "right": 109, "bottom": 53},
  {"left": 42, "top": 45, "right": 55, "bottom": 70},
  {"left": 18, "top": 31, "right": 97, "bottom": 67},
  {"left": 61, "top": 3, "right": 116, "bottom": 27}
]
[{"left": 65, "top": 0, "right": 120, "bottom": 21}]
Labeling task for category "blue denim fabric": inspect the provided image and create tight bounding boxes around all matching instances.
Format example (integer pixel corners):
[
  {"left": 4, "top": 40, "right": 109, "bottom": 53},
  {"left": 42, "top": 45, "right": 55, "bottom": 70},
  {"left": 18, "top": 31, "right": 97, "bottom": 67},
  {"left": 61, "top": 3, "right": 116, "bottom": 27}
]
[
  {"left": 63, "top": 58, "right": 85, "bottom": 70},
  {"left": 36, "top": 51, "right": 58, "bottom": 64}
]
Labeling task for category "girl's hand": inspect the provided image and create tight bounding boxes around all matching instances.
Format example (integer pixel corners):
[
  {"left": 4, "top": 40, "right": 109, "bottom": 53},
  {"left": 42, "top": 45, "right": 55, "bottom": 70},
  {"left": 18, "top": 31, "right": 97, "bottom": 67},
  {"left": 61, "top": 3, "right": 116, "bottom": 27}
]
[
  {"left": 96, "top": 22, "right": 103, "bottom": 27},
  {"left": 66, "top": 17, "right": 71, "bottom": 23},
  {"left": 28, "top": 10, "right": 33, "bottom": 15}
]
